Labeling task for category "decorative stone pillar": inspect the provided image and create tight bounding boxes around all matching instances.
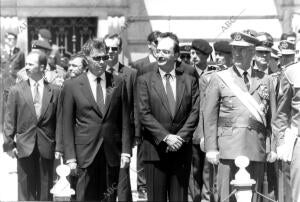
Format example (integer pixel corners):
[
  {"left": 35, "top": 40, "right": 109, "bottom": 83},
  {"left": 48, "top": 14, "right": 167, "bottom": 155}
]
[{"left": 231, "top": 156, "right": 256, "bottom": 202}]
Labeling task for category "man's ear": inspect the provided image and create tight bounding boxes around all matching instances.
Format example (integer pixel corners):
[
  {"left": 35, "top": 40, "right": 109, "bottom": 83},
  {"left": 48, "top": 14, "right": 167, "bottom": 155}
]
[
  {"left": 40, "top": 64, "right": 46, "bottom": 72},
  {"left": 174, "top": 52, "right": 180, "bottom": 60}
]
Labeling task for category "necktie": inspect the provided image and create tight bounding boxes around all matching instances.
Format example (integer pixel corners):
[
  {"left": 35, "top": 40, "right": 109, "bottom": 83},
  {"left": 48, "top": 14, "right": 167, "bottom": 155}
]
[
  {"left": 108, "top": 67, "right": 115, "bottom": 75},
  {"left": 165, "top": 73, "right": 176, "bottom": 116},
  {"left": 33, "top": 82, "right": 41, "bottom": 118},
  {"left": 243, "top": 71, "right": 250, "bottom": 91},
  {"left": 96, "top": 77, "right": 105, "bottom": 113}
]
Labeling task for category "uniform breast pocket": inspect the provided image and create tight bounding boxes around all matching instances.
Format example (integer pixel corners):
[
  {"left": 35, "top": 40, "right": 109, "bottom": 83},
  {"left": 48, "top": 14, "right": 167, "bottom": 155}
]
[{"left": 218, "top": 127, "right": 233, "bottom": 137}]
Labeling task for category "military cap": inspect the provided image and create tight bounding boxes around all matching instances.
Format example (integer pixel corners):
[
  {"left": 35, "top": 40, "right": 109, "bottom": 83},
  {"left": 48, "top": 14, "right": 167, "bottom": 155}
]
[
  {"left": 230, "top": 30, "right": 260, "bottom": 47},
  {"left": 32, "top": 40, "right": 52, "bottom": 51},
  {"left": 213, "top": 41, "right": 232, "bottom": 54},
  {"left": 278, "top": 40, "right": 296, "bottom": 55},
  {"left": 191, "top": 39, "right": 212, "bottom": 55},
  {"left": 39, "top": 28, "right": 52, "bottom": 40},
  {"left": 256, "top": 32, "right": 273, "bottom": 52},
  {"left": 271, "top": 48, "right": 281, "bottom": 59},
  {"left": 6, "top": 29, "right": 18, "bottom": 38},
  {"left": 180, "top": 44, "right": 191, "bottom": 54}
]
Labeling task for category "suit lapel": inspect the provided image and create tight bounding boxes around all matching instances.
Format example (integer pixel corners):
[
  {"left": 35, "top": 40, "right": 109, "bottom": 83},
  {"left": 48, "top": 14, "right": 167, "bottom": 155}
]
[
  {"left": 80, "top": 73, "right": 102, "bottom": 116},
  {"left": 174, "top": 70, "right": 185, "bottom": 118},
  {"left": 20, "top": 80, "right": 36, "bottom": 119},
  {"left": 38, "top": 81, "right": 53, "bottom": 121},
  {"left": 103, "top": 72, "right": 116, "bottom": 117},
  {"left": 152, "top": 66, "right": 173, "bottom": 119}
]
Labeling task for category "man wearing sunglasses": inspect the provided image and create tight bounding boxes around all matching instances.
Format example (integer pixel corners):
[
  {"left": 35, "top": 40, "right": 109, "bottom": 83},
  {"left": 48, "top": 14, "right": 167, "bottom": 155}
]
[
  {"left": 104, "top": 33, "right": 137, "bottom": 201},
  {"left": 62, "top": 39, "right": 131, "bottom": 201},
  {"left": 137, "top": 32, "right": 200, "bottom": 201}
]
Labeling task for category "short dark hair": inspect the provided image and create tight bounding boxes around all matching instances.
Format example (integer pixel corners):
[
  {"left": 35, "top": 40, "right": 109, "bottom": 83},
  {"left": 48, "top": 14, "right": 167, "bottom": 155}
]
[
  {"left": 70, "top": 54, "right": 88, "bottom": 70},
  {"left": 81, "top": 39, "right": 106, "bottom": 56},
  {"left": 159, "top": 32, "right": 180, "bottom": 54},
  {"left": 104, "top": 33, "right": 122, "bottom": 49},
  {"left": 30, "top": 50, "right": 48, "bottom": 68},
  {"left": 147, "top": 31, "right": 162, "bottom": 44}
]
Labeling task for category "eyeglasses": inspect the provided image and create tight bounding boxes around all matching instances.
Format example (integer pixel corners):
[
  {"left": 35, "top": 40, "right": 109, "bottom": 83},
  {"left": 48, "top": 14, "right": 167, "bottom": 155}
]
[
  {"left": 68, "top": 63, "right": 81, "bottom": 68},
  {"left": 156, "top": 49, "right": 172, "bottom": 55},
  {"left": 91, "top": 55, "right": 109, "bottom": 61},
  {"left": 106, "top": 46, "right": 119, "bottom": 52}
]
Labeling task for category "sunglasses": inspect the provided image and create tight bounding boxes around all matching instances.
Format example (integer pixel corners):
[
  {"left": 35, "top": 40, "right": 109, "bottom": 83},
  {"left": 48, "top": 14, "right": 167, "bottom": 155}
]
[
  {"left": 91, "top": 55, "right": 109, "bottom": 61},
  {"left": 106, "top": 46, "right": 119, "bottom": 52}
]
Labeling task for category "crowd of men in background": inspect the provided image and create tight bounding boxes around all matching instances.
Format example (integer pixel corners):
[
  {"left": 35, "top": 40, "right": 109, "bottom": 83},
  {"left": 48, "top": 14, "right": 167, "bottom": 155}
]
[{"left": 0, "top": 27, "right": 300, "bottom": 202}]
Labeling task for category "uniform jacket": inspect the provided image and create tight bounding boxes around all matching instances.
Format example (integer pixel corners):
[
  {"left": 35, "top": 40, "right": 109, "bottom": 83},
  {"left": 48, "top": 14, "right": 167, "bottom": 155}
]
[
  {"left": 137, "top": 64, "right": 200, "bottom": 162},
  {"left": 204, "top": 66, "right": 276, "bottom": 162},
  {"left": 3, "top": 80, "right": 61, "bottom": 159},
  {"left": 62, "top": 72, "right": 131, "bottom": 168},
  {"left": 272, "top": 62, "right": 300, "bottom": 147}
]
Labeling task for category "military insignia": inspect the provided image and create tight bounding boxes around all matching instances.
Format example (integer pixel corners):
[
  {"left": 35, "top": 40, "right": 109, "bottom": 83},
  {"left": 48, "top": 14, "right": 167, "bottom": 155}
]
[
  {"left": 234, "top": 33, "right": 242, "bottom": 41},
  {"left": 258, "top": 84, "right": 269, "bottom": 114},
  {"left": 280, "top": 41, "right": 288, "bottom": 49}
]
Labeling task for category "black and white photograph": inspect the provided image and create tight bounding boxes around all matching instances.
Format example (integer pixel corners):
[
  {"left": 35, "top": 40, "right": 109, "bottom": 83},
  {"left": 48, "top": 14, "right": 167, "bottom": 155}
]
[{"left": 0, "top": 0, "right": 300, "bottom": 201}]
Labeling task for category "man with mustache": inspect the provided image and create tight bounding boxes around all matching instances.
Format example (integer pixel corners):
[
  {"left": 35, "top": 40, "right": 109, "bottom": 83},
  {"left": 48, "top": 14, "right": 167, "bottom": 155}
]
[
  {"left": 204, "top": 30, "right": 277, "bottom": 202},
  {"left": 62, "top": 39, "right": 131, "bottom": 201},
  {"left": 3, "top": 50, "right": 61, "bottom": 201},
  {"left": 138, "top": 32, "right": 199, "bottom": 201}
]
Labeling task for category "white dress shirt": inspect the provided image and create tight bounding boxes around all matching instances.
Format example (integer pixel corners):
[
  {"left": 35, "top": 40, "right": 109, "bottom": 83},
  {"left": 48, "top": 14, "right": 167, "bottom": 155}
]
[
  {"left": 106, "top": 63, "right": 119, "bottom": 75},
  {"left": 159, "top": 67, "right": 177, "bottom": 101},
  {"left": 87, "top": 71, "right": 106, "bottom": 104},
  {"left": 236, "top": 66, "right": 252, "bottom": 86}
]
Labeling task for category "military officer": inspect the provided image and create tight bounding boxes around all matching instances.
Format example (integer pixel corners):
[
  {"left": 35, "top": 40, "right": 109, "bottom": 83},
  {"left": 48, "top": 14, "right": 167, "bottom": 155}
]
[
  {"left": 188, "top": 39, "right": 215, "bottom": 202},
  {"left": 179, "top": 43, "right": 192, "bottom": 65},
  {"left": 269, "top": 48, "right": 281, "bottom": 73},
  {"left": 213, "top": 40, "right": 233, "bottom": 69},
  {"left": 204, "top": 30, "right": 277, "bottom": 202},
  {"left": 273, "top": 61, "right": 300, "bottom": 202},
  {"left": 278, "top": 40, "right": 296, "bottom": 68},
  {"left": 253, "top": 32, "right": 273, "bottom": 75}
]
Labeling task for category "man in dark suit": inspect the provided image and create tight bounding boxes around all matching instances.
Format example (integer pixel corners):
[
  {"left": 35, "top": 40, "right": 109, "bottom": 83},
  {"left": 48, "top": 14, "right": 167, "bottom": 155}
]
[
  {"left": 138, "top": 32, "right": 200, "bottom": 201},
  {"left": 204, "top": 30, "right": 277, "bottom": 202},
  {"left": 130, "top": 30, "right": 161, "bottom": 199},
  {"left": 1, "top": 30, "right": 25, "bottom": 80},
  {"left": 131, "top": 31, "right": 161, "bottom": 77},
  {"left": 62, "top": 39, "right": 131, "bottom": 201},
  {"left": 104, "top": 33, "right": 137, "bottom": 201},
  {"left": 1, "top": 30, "right": 25, "bottom": 131},
  {"left": 3, "top": 50, "right": 60, "bottom": 201}
]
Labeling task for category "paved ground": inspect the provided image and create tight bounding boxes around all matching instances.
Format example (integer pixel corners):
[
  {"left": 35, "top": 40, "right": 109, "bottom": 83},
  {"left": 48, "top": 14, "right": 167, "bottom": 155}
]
[{"left": 0, "top": 133, "right": 145, "bottom": 201}]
